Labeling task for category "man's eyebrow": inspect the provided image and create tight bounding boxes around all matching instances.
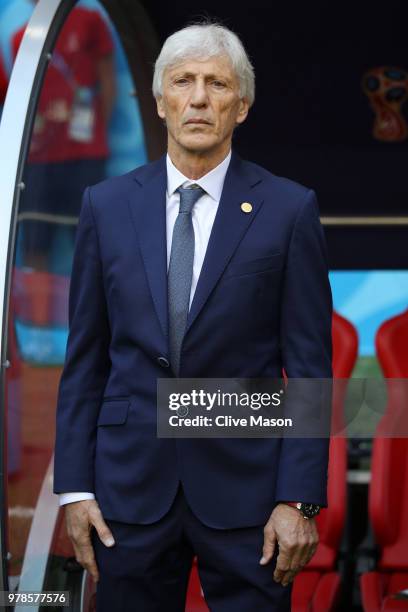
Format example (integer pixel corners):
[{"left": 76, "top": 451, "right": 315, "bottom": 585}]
[
  {"left": 170, "top": 70, "right": 231, "bottom": 82},
  {"left": 170, "top": 71, "right": 195, "bottom": 79}
]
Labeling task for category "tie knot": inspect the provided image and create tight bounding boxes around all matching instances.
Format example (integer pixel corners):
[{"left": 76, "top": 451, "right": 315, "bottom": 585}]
[{"left": 176, "top": 185, "right": 205, "bottom": 214}]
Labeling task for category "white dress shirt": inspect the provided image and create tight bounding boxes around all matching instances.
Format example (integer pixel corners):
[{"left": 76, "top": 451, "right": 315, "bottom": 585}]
[{"left": 59, "top": 150, "right": 232, "bottom": 506}]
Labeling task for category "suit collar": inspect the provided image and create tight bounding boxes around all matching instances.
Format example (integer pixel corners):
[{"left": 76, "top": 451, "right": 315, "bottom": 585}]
[
  {"left": 131, "top": 149, "right": 262, "bottom": 189},
  {"left": 128, "top": 150, "right": 265, "bottom": 351},
  {"left": 165, "top": 150, "right": 232, "bottom": 201}
]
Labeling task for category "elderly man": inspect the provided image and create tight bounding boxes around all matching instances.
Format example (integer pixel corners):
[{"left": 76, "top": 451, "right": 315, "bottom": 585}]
[{"left": 54, "top": 21, "right": 332, "bottom": 612}]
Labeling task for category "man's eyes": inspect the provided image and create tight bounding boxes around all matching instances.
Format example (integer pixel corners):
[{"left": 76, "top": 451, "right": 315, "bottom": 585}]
[{"left": 172, "top": 78, "right": 227, "bottom": 88}]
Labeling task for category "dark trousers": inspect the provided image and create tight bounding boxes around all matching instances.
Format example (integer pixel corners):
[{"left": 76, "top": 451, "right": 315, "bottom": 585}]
[{"left": 91, "top": 483, "right": 292, "bottom": 611}]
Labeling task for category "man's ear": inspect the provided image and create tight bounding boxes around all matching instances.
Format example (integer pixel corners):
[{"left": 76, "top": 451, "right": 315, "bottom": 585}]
[
  {"left": 156, "top": 96, "right": 166, "bottom": 120},
  {"left": 236, "top": 97, "right": 250, "bottom": 126}
]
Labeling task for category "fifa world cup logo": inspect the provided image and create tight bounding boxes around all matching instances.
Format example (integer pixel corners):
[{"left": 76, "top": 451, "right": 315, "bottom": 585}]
[{"left": 362, "top": 66, "right": 408, "bottom": 142}]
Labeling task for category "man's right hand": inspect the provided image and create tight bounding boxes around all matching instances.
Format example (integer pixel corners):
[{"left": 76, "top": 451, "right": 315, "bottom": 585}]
[{"left": 65, "top": 499, "right": 115, "bottom": 583}]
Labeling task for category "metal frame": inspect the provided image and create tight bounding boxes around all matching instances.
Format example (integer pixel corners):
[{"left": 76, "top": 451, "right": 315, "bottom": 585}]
[
  {"left": 0, "top": 0, "right": 76, "bottom": 591},
  {"left": 0, "top": 0, "right": 164, "bottom": 596},
  {"left": 322, "top": 216, "right": 408, "bottom": 226}
]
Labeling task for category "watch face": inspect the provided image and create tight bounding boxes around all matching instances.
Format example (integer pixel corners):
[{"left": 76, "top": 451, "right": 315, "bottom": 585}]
[{"left": 300, "top": 503, "right": 320, "bottom": 518}]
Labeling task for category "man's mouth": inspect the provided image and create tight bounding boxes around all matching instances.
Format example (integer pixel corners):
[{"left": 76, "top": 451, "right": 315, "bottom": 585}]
[{"left": 184, "top": 118, "right": 212, "bottom": 125}]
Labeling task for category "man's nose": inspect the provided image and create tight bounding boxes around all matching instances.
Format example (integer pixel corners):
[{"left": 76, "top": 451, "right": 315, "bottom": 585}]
[{"left": 190, "top": 80, "right": 208, "bottom": 106}]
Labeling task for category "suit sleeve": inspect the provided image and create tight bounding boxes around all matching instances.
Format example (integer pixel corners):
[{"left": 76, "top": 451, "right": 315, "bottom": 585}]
[
  {"left": 53, "top": 187, "right": 111, "bottom": 493},
  {"left": 275, "top": 189, "right": 333, "bottom": 506}
]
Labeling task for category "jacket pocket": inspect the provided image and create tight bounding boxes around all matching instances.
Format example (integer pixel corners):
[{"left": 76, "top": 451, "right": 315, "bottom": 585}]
[
  {"left": 97, "top": 399, "right": 130, "bottom": 426},
  {"left": 224, "top": 253, "right": 283, "bottom": 279}
]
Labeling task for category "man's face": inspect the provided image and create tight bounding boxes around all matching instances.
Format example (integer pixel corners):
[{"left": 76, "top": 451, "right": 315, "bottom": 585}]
[{"left": 156, "top": 55, "right": 249, "bottom": 156}]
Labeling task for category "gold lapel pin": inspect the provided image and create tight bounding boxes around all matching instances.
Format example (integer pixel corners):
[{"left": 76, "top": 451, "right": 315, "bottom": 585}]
[{"left": 241, "top": 202, "right": 253, "bottom": 213}]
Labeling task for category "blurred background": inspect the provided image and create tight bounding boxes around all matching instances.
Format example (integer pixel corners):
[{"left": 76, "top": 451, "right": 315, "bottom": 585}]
[{"left": 0, "top": 1, "right": 407, "bottom": 610}]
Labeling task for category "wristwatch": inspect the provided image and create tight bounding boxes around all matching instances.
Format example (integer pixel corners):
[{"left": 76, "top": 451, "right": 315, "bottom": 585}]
[{"left": 283, "top": 501, "right": 321, "bottom": 519}]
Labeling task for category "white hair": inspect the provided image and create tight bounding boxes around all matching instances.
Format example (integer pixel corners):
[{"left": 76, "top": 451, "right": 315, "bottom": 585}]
[{"left": 152, "top": 22, "right": 255, "bottom": 106}]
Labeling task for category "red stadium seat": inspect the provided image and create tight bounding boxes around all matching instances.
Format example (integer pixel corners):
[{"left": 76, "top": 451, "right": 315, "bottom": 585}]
[
  {"left": 186, "top": 311, "right": 357, "bottom": 612},
  {"left": 332, "top": 310, "right": 359, "bottom": 379},
  {"left": 291, "top": 311, "right": 357, "bottom": 612},
  {"left": 0, "top": 54, "right": 8, "bottom": 105},
  {"left": 361, "top": 308, "right": 408, "bottom": 612}
]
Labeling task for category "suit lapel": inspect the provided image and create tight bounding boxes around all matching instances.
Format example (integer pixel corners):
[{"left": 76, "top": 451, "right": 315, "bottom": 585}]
[
  {"left": 128, "top": 156, "right": 169, "bottom": 340},
  {"left": 127, "top": 152, "right": 265, "bottom": 345},
  {"left": 185, "top": 152, "right": 264, "bottom": 334}
]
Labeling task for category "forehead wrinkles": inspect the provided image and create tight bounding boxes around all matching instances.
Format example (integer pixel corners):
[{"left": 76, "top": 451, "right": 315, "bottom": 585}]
[{"left": 165, "top": 56, "right": 237, "bottom": 81}]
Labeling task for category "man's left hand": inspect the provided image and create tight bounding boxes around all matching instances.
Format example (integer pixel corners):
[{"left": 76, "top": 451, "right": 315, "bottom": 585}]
[{"left": 259, "top": 503, "right": 319, "bottom": 586}]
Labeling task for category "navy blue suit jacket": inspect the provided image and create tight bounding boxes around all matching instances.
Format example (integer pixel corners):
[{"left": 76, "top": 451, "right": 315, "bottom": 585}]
[{"left": 53, "top": 150, "right": 333, "bottom": 528}]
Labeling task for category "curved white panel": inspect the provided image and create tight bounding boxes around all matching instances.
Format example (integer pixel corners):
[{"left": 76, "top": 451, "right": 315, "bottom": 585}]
[
  {"left": 0, "top": 0, "right": 67, "bottom": 362},
  {"left": 0, "top": 0, "right": 71, "bottom": 593}
]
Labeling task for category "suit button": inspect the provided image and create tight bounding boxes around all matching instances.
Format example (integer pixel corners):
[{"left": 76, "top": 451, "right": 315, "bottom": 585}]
[{"left": 157, "top": 356, "right": 170, "bottom": 368}]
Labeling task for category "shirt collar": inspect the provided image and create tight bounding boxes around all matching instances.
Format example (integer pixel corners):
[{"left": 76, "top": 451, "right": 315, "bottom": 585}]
[{"left": 166, "top": 150, "right": 232, "bottom": 202}]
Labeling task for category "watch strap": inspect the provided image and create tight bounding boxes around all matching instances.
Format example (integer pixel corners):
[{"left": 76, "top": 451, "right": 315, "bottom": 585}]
[
  {"left": 284, "top": 501, "right": 309, "bottom": 518},
  {"left": 282, "top": 501, "right": 321, "bottom": 519}
]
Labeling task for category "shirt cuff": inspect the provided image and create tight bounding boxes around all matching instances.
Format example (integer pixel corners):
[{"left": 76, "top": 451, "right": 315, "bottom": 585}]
[{"left": 59, "top": 492, "right": 95, "bottom": 506}]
